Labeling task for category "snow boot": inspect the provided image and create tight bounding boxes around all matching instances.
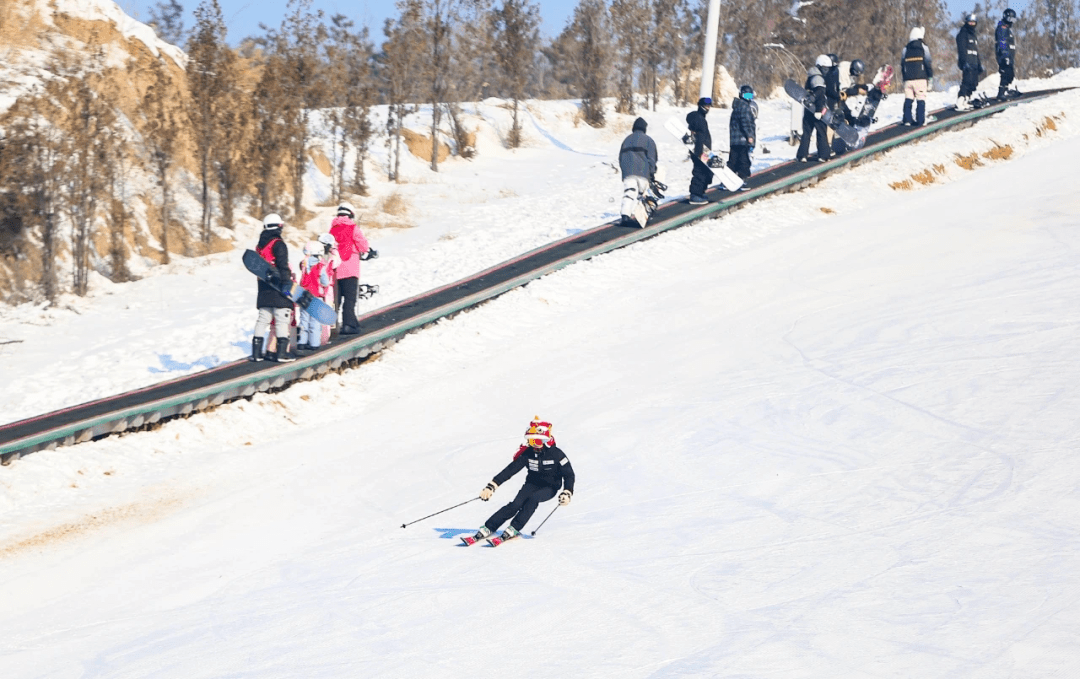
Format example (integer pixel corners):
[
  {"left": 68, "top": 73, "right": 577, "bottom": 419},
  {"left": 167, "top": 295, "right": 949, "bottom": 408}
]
[
  {"left": 460, "top": 526, "right": 492, "bottom": 546},
  {"left": 688, "top": 194, "right": 709, "bottom": 205},
  {"left": 955, "top": 96, "right": 972, "bottom": 111},
  {"left": 275, "top": 337, "right": 296, "bottom": 363},
  {"left": 500, "top": 526, "right": 522, "bottom": 541},
  {"left": 249, "top": 336, "right": 264, "bottom": 362}
]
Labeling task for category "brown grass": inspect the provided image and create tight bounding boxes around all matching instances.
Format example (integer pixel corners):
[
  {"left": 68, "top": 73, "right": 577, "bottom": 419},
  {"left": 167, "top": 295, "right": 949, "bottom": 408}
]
[
  {"left": 401, "top": 128, "right": 450, "bottom": 164},
  {"left": 1034, "top": 114, "right": 1062, "bottom": 137},
  {"left": 954, "top": 152, "right": 984, "bottom": 171},
  {"left": 819, "top": 207, "right": 836, "bottom": 214},
  {"left": 889, "top": 179, "right": 914, "bottom": 191},
  {"left": 982, "top": 143, "right": 1014, "bottom": 161},
  {"left": 377, "top": 192, "right": 410, "bottom": 217},
  {"left": 309, "top": 147, "right": 332, "bottom": 177}
]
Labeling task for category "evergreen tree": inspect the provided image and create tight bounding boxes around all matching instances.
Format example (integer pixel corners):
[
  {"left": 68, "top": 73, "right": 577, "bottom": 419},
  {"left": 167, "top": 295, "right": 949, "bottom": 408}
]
[
  {"left": 187, "top": 0, "right": 230, "bottom": 248},
  {"left": 381, "top": 2, "right": 425, "bottom": 183},
  {"left": 492, "top": 0, "right": 541, "bottom": 147}
]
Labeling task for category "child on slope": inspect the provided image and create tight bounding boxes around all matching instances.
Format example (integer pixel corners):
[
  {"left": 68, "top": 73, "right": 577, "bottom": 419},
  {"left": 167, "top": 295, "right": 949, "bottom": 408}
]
[{"left": 296, "top": 241, "right": 331, "bottom": 354}]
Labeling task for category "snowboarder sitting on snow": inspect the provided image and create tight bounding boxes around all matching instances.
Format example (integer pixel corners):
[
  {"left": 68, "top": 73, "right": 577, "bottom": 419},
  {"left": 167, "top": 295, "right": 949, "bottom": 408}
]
[
  {"left": 727, "top": 85, "right": 756, "bottom": 184},
  {"left": 618, "top": 117, "right": 658, "bottom": 227},
  {"left": 251, "top": 213, "right": 295, "bottom": 363},
  {"left": 796, "top": 55, "right": 833, "bottom": 163},
  {"left": 901, "top": 26, "right": 934, "bottom": 126},
  {"left": 955, "top": 13, "right": 984, "bottom": 110},
  {"left": 686, "top": 97, "right": 714, "bottom": 205},
  {"left": 469, "top": 417, "right": 576, "bottom": 543},
  {"left": 296, "top": 241, "right": 332, "bottom": 355},
  {"left": 995, "top": 9, "right": 1019, "bottom": 100}
]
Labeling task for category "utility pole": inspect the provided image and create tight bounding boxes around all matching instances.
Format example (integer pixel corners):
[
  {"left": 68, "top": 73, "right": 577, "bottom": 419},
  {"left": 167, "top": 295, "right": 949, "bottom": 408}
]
[{"left": 699, "top": 0, "right": 721, "bottom": 100}]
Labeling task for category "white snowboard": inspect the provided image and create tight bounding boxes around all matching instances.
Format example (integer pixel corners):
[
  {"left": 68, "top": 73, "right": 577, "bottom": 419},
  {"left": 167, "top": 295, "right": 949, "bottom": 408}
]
[{"left": 663, "top": 115, "right": 744, "bottom": 192}]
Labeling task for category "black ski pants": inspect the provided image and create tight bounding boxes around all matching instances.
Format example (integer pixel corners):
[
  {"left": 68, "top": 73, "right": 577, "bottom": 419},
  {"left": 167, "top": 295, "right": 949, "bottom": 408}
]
[
  {"left": 336, "top": 276, "right": 359, "bottom": 330},
  {"left": 727, "top": 146, "right": 751, "bottom": 180},
  {"left": 959, "top": 66, "right": 980, "bottom": 98},
  {"left": 997, "top": 60, "right": 1014, "bottom": 95},
  {"left": 689, "top": 154, "right": 714, "bottom": 198},
  {"left": 797, "top": 110, "right": 831, "bottom": 161},
  {"left": 485, "top": 482, "right": 557, "bottom": 532}
]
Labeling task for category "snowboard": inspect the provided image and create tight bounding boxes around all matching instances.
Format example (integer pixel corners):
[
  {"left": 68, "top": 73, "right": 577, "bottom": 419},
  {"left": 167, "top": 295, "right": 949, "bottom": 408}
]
[
  {"left": 784, "top": 79, "right": 860, "bottom": 146},
  {"left": 242, "top": 249, "right": 338, "bottom": 326},
  {"left": 662, "top": 115, "right": 745, "bottom": 192},
  {"left": 845, "top": 65, "right": 896, "bottom": 151},
  {"left": 626, "top": 179, "right": 666, "bottom": 228}
]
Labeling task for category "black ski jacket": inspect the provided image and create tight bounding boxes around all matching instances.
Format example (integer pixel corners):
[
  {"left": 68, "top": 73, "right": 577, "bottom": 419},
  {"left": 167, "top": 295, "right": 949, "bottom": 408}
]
[
  {"left": 901, "top": 39, "right": 934, "bottom": 81},
  {"left": 729, "top": 97, "right": 756, "bottom": 148},
  {"left": 255, "top": 228, "right": 293, "bottom": 309},
  {"left": 824, "top": 66, "right": 841, "bottom": 107},
  {"left": 618, "top": 128, "right": 658, "bottom": 180},
  {"left": 492, "top": 445, "right": 575, "bottom": 493},
  {"left": 996, "top": 20, "right": 1016, "bottom": 63},
  {"left": 956, "top": 24, "right": 982, "bottom": 71},
  {"left": 686, "top": 106, "right": 712, "bottom": 155}
]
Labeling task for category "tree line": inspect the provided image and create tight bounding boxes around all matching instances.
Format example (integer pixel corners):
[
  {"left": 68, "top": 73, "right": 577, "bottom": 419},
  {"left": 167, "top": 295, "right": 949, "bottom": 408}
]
[{"left": 1, "top": 0, "right": 1078, "bottom": 302}]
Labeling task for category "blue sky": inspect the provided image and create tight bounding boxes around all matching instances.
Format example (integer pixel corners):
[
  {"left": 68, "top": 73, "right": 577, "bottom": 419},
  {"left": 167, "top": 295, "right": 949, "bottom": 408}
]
[{"left": 118, "top": 0, "right": 1030, "bottom": 46}]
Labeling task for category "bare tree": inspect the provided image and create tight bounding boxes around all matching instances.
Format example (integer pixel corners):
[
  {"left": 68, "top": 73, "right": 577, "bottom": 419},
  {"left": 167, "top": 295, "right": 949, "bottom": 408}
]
[
  {"left": 492, "top": 0, "right": 541, "bottom": 148},
  {"left": 609, "top": 0, "right": 649, "bottom": 114},
  {"left": 142, "top": 57, "right": 181, "bottom": 264},
  {"left": 381, "top": 2, "right": 425, "bottom": 183},
  {"left": 148, "top": 0, "right": 187, "bottom": 46},
  {"left": 569, "top": 0, "right": 611, "bottom": 127}
]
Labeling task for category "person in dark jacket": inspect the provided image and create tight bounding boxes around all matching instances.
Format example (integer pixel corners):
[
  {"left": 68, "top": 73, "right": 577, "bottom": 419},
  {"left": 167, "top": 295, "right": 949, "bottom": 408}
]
[
  {"left": 956, "top": 13, "right": 984, "bottom": 110},
  {"left": 996, "top": 8, "right": 1018, "bottom": 99},
  {"left": 618, "top": 117, "right": 658, "bottom": 225},
  {"left": 686, "top": 97, "right": 714, "bottom": 204},
  {"left": 796, "top": 55, "right": 832, "bottom": 162},
  {"left": 727, "top": 85, "right": 757, "bottom": 182},
  {"left": 251, "top": 213, "right": 295, "bottom": 363},
  {"left": 468, "top": 417, "right": 576, "bottom": 543},
  {"left": 901, "top": 26, "right": 934, "bottom": 126}
]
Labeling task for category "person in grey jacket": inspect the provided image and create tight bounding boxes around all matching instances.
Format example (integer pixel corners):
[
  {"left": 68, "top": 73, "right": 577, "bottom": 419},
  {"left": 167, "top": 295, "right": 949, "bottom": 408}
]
[{"left": 618, "top": 117, "right": 658, "bottom": 225}]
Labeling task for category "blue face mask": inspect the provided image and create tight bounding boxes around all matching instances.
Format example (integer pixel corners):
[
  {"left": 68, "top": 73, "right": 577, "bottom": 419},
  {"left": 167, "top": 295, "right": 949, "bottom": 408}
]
[{"left": 742, "top": 92, "right": 754, "bottom": 100}]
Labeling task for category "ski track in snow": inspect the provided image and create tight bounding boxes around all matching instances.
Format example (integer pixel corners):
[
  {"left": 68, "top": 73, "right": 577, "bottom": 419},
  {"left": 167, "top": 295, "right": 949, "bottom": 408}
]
[{"left": 1, "top": 72, "right": 1080, "bottom": 678}]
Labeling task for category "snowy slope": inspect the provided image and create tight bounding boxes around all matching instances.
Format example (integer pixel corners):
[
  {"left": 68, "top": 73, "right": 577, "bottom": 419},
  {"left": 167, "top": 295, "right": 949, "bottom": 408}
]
[{"left": 1, "top": 79, "right": 1080, "bottom": 677}]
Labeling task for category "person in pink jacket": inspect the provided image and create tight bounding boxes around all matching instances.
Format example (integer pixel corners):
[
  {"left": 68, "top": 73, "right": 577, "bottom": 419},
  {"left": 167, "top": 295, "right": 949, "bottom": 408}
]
[{"left": 329, "top": 202, "right": 374, "bottom": 335}]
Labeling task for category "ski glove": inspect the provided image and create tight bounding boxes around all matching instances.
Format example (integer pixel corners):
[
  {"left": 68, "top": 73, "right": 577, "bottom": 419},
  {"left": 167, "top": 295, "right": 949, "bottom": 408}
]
[
  {"left": 360, "top": 249, "right": 379, "bottom": 261},
  {"left": 558, "top": 490, "right": 572, "bottom": 506},
  {"left": 480, "top": 482, "right": 498, "bottom": 501}
]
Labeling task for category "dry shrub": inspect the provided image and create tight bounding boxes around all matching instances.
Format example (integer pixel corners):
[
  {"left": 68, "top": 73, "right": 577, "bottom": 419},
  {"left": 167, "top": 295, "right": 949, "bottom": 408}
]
[
  {"left": 889, "top": 179, "right": 913, "bottom": 191},
  {"left": 912, "top": 169, "right": 936, "bottom": 185},
  {"left": 1034, "top": 114, "right": 1062, "bottom": 137},
  {"left": 376, "top": 192, "right": 409, "bottom": 217},
  {"left": 308, "top": 147, "right": 332, "bottom": 177},
  {"left": 401, "top": 128, "right": 450, "bottom": 163},
  {"left": 982, "top": 143, "right": 1013, "bottom": 161},
  {"left": 819, "top": 207, "right": 836, "bottom": 214},
  {"left": 954, "top": 152, "right": 983, "bottom": 170}
]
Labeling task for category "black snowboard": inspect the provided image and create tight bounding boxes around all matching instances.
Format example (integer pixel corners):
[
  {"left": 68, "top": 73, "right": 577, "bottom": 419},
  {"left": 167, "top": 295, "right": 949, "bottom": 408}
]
[
  {"left": 242, "top": 249, "right": 337, "bottom": 326},
  {"left": 784, "top": 79, "right": 860, "bottom": 146}
]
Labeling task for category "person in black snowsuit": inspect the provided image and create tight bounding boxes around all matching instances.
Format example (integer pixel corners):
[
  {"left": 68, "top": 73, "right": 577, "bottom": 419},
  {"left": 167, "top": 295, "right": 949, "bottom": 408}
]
[
  {"left": 956, "top": 13, "right": 984, "bottom": 110},
  {"left": 796, "top": 55, "right": 832, "bottom": 162},
  {"left": 727, "top": 85, "right": 756, "bottom": 182},
  {"left": 469, "top": 418, "right": 575, "bottom": 543},
  {"left": 618, "top": 117, "right": 658, "bottom": 226},
  {"left": 686, "top": 97, "right": 714, "bottom": 204},
  {"left": 901, "top": 27, "right": 934, "bottom": 126},
  {"left": 251, "top": 213, "right": 295, "bottom": 363},
  {"left": 996, "top": 9, "right": 1018, "bottom": 99}
]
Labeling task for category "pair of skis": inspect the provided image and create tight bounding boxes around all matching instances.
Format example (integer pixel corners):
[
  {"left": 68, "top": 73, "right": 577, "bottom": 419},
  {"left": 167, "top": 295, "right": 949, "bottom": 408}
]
[{"left": 460, "top": 530, "right": 520, "bottom": 548}]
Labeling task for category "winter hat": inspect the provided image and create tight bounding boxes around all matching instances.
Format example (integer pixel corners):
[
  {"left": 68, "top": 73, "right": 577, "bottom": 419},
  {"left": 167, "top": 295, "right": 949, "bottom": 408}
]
[
  {"left": 524, "top": 416, "right": 555, "bottom": 447},
  {"left": 697, "top": 97, "right": 712, "bottom": 108},
  {"left": 262, "top": 213, "right": 283, "bottom": 229},
  {"left": 303, "top": 241, "right": 322, "bottom": 257},
  {"left": 337, "top": 202, "right": 355, "bottom": 218},
  {"left": 632, "top": 117, "right": 647, "bottom": 132},
  {"left": 909, "top": 26, "right": 925, "bottom": 41}
]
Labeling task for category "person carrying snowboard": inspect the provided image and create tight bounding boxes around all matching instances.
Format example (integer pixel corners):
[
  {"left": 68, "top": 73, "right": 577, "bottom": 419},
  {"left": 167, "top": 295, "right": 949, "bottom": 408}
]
[
  {"left": 329, "top": 202, "right": 372, "bottom": 336},
  {"left": 295, "top": 241, "right": 331, "bottom": 354},
  {"left": 901, "top": 26, "right": 934, "bottom": 126},
  {"left": 727, "top": 85, "right": 756, "bottom": 184},
  {"left": 796, "top": 55, "right": 833, "bottom": 163},
  {"left": 956, "top": 13, "right": 984, "bottom": 110},
  {"left": 251, "top": 213, "right": 295, "bottom": 363},
  {"left": 686, "top": 97, "right": 714, "bottom": 205},
  {"left": 995, "top": 9, "right": 1018, "bottom": 100},
  {"left": 618, "top": 117, "right": 658, "bottom": 226},
  {"left": 465, "top": 417, "right": 576, "bottom": 544},
  {"left": 838, "top": 59, "right": 869, "bottom": 125}
]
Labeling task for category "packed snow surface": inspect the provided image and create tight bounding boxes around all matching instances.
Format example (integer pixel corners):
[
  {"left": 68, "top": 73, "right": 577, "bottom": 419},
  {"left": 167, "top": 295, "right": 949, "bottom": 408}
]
[{"left": 2, "top": 73, "right": 1080, "bottom": 677}]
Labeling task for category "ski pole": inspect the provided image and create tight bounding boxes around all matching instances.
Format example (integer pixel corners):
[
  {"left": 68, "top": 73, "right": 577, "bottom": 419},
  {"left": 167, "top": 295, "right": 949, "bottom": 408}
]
[
  {"left": 530, "top": 505, "right": 560, "bottom": 536},
  {"left": 401, "top": 497, "right": 479, "bottom": 529}
]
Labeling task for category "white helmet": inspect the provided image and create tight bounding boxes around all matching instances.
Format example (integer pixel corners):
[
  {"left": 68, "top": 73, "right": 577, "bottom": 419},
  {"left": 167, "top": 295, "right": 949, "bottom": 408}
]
[
  {"left": 262, "top": 213, "right": 283, "bottom": 229},
  {"left": 303, "top": 241, "right": 321, "bottom": 257},
  {"left": 815, "top": 54, "right": 833, "bottom": 68},
  {"left": 909, "top": 26, "right": 925, "bottom": 41},
  {"left": 337, "top": 202, "right": 355, "bottom": 218},
  {"left": 317, "top": 233, "right": 336, "bottom": 249}
]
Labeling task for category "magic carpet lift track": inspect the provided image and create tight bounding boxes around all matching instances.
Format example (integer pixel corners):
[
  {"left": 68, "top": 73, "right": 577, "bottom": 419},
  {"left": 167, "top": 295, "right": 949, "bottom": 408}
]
[{"left": 1, "top": 87, "right": 1073, "bottom": 465}]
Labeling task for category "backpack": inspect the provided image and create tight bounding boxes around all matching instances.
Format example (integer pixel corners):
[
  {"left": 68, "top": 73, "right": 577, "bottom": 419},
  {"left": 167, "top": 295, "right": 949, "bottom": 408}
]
[
  {"left": 258, "top": 238, "right": 281, "bottom": 265},
  {"left": 330, "top": 222, "right": 357, "bottom": 260}
]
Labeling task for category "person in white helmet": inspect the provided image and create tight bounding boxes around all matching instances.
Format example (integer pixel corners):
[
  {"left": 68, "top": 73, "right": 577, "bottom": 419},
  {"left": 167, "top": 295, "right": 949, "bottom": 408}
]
[
  {"left": 251, "top": 213, "right": 295, "bottom": 363},
  {"left": 328, "top": 202, "right": 372, "bottom": 335},
  {"left": 901, "top": 26, "right": 934, "bottom": 126},
  {"left": 796, "top": 55, "right": 834, "bottom": 162}
]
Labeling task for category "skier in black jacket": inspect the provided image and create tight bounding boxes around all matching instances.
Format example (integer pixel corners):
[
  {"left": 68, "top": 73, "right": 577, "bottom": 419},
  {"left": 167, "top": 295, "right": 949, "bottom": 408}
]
[
  {"left": 467, "top": 418, "right": 575, "bottom": 543},
  {"left": 796, "top": 55, "right": 833, "bottom": 162},
  {"left": 251, "top": 213, "right": 295, "bottom": 363},
  {"left": 996, "top": 8, "right": 1018, "bottom": 99},
  {"left": 956, "top": 13, "right": 984, "bottom": 110},
  {"left": 727, "top": 85, "right": 756, "bottom": 182},
  {"left": 901, "top": 26, "right": 934, "bottom": 126},
  {"left": 686, "top": 97, "right": 714, "bottom": 204}
]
